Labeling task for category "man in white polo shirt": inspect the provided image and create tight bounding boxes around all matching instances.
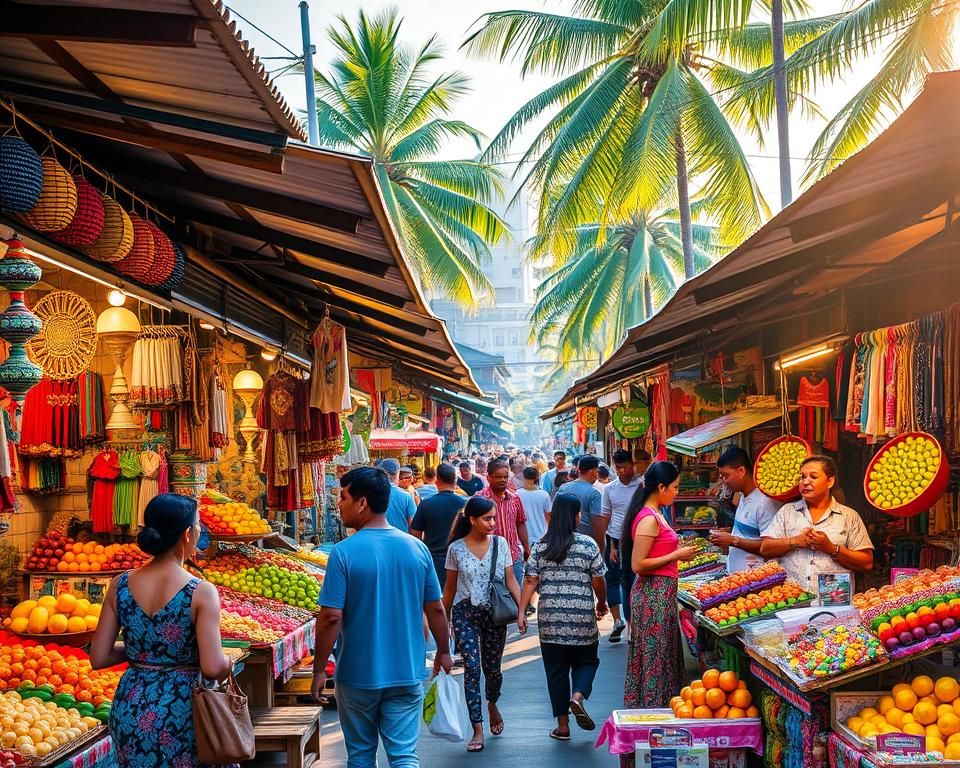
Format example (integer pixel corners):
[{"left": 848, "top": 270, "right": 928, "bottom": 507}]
[
  {"left": 709, "top": 447, "right": 779, "bottom": 573},
  {"left": 599, "top": 449, "right": 642, "bottom": 642}
]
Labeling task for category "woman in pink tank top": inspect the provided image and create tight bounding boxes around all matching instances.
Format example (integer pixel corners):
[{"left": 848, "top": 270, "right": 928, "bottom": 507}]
[{"left": 619, "top": 462, "right": 698, "bottom": 711}]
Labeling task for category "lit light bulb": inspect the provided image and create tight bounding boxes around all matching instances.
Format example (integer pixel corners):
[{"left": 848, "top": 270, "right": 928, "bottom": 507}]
[
  {"left": 261, "top": 348, "right": 278, "bottom": 362},
  {"left": 199, "top": 321, "right": 216, "bottom": 330},
  {"left": 107, "top": 289, "right": 126, "bottom": 307},
  {"left": 302, "top": 370, "right": 311, "bottom": 381}
]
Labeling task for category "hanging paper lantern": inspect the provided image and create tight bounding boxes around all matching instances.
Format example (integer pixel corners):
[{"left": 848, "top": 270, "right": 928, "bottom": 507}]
[
  {"left": 0, "top": 238, "right": 43, "bottom": 413},
  {"left": 142, "top": 220, "right": 175, "bottom": 286},
  {"left": 113, "top": 212, "right": 154, "bottom": 282},
  {"left": 51, "top": 175, "right": 105, "bottom": 247},
  {"left": 85, "top": 194, "right": 134, "bottom": 263},
  {"left": 157, "top": 242, "right": 186, "bottom": 292},
  {"left": 0, "top": 136, "right": 43, "bottom": 214},
  {"left": 19, "top": 157, "right": 77, "bottom": 232}
]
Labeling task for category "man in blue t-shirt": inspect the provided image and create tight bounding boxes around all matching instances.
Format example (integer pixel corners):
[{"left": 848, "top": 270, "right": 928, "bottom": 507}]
[
  {"left": 313, "top": 467, "right": 452, "bottom": 766},
  {"left": 380, "top": 458, "right": 416, "bottom": 532}
]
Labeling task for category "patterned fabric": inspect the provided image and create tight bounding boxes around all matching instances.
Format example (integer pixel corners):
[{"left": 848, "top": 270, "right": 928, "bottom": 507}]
[
  {"left": 623, "top": 574, "right": 683, "bottom": 709},
  {"left": 525, "top": 533, "right": 605, "bottom": 644},
  {"left": 446, "top": 536, "right": 512, "bottom": 607},
  {"left": 110, "top": 573, "right": 202, "bottom": 768},
  {"left": 451, "top": 599, "right": 506, "bottom": 724},
  {"left": 477, "top": 487, "right": 527, "bottom": 561}
]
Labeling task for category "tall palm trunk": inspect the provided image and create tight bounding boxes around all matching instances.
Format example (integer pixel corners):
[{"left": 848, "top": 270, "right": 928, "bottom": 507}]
[
  {"left": 772, "top": 0, "right": 792, "bottom": 207},
  {"left": 675, "top": 132, "right": 695, "bottom": 280}
]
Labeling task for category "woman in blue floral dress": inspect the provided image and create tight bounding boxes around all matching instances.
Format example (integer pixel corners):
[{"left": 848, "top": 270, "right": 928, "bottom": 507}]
[{"left": 91, "top": 494, "right": 232, "bottom": 767}]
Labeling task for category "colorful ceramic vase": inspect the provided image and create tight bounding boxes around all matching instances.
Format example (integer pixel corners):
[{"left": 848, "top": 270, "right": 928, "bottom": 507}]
[{"left": 0, "top": 238, "right": 43, "bottom": 411}]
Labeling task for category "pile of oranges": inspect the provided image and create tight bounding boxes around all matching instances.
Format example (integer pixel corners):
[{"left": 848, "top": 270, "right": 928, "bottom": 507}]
[
  {"left": 845, "top": 675, "right": 960, "bottom": 757},
  {"left": 0, "top": 643, "right": 119, "bottom": 706},
  {"left": 669, "top": 669, "right": 759, "bottom": 720},
  {"left": 3, "top": 595, "right": 100, "bottom": 636}
]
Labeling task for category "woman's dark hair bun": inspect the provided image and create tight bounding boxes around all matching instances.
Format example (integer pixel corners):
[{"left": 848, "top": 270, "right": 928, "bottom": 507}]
[
  {"left": 137, "top": 493, "right": 198, "bottom": 556},
  {"left": 136, "top": 526, "right": 165, "bottom": 556}
]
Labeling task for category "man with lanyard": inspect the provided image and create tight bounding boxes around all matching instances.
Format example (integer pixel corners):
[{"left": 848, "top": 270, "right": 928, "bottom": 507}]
[
  {"left": 479, "top": 459, "right": 530, "bottom": 584},
  {"left": 709, "top": 447, "right": 779, "bottom": 573},
  {"left": 599, "top": 449, "right": 641, "bottom": 642}
]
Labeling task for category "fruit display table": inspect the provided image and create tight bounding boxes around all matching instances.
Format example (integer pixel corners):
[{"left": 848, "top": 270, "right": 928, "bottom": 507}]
[
  {"left": 828, "top": 733, "right": 880, "bottom": 768},
  {"left": 50, "top": 733, "right": 117, "bottom": 768},
  {"left": 238, "top": 619, "right": 316, "bottom": 710},
  {"left": 595, "top": 711, "right": 763, "bottom": 755}
]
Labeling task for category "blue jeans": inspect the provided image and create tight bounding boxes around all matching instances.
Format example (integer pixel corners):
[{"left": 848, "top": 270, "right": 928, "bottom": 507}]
[
  {"left": 603, "top": 535, "right": 622, "bottom": 609},
  {"left": 336, "top": 683, "right": 424, "bottom": 768}
]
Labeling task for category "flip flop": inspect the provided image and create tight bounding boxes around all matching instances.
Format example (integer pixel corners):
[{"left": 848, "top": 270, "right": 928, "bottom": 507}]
[
  {"left": 550, "top": 728, "right": 571, "bottom": 741},
  {"left": 490, "top": 718, "right": 505, "bottom": 736},
  {"left": 467, "top": 739, "right": 485, "bottom": 753},
  {"left": 569, "top": 699, "right": 595, "bottom": 731}
]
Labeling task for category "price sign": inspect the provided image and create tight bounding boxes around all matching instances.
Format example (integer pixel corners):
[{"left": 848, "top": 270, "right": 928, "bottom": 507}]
[{"left": 613, "top": 400, "right": 650, "bottom": 439}]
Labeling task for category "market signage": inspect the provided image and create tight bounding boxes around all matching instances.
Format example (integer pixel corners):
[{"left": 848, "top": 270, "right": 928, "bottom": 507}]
[
  {"left": 613, "top": 400, "right": 650, "bottom": 438},
  {"left": 577, "top": 406, "right": 598, "bottom": 430}
]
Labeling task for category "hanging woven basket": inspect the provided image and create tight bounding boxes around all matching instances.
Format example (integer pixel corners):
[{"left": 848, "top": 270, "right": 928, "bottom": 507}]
[
  {"left": 84, "top": 194, "right": 133, "bottom": 262},
  {"left": 51, "top": 174, "right": 105, "bottom": 248},
  {"left": 26, "top": 290, "right": 98, "bottom": 380},
  {"left": 113, "top": 212, "right": 155, "bottom": 282},
  {"left": 19, "top": 157, "right": 77, "bottom": 232},
  {"left": 158, "top": 242, "right": 186, "bottom": 292},
  {"left": 0, "top": 136, "right": 43, "bottom": 214},
  {"left": 142, "top": 220, "right": 175, "bottom": 286}
]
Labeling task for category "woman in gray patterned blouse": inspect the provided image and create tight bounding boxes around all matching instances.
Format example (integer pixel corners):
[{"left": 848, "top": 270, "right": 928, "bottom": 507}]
[{"left": 518, "top": 494, "right": 607, "bottom": 741}]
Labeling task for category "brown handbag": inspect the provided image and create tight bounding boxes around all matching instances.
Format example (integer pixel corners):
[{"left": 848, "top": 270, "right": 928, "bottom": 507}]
[{"left": 193, "top": 670, "right": 256, "bottom": 763}]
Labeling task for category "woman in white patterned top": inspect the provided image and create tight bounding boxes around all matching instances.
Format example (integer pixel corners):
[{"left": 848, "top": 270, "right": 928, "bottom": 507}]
[{"left": 518, "top": 494, "right": 607, "bottom": 741}]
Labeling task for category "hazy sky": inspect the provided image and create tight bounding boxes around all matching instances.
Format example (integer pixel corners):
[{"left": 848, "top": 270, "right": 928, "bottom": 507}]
[{"left": 228, "top": 0, "right": 903, "bottom": 221}]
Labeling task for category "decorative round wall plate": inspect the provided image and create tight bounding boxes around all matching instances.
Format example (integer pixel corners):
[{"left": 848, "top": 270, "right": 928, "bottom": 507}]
[{"left": 27, "top": 290, "right": 97, "bottom": 379}]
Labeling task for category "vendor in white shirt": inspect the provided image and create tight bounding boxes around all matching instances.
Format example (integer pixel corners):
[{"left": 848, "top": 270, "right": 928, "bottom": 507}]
[
  {"left": 760, "top": 455, "right": 874, "bottom": 591},
  {"left": 709, "top": 447, "right": 779, "bottom": 573}
]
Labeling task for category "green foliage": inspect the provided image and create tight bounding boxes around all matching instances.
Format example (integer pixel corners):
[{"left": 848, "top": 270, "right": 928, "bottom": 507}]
[{"left": 308, "top": 10, "right": 508, "bottom": 304}]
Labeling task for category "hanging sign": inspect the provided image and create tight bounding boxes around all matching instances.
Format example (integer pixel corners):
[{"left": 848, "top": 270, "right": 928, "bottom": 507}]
[
  {"left": 613, "top": 400, "right": 650, "bottom": 439},
  {"left": 577, "top": 406, "right": 598, "bottom": 430}
]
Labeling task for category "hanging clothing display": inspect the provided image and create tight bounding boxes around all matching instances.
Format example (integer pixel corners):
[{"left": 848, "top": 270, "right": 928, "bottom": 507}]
[
  {"left": 797, "top": 375, "right": 834, "bottom": 448},
  {"left": 19, "top": 378, "right": 81, "bottom": 457},
  {"left": 157, "top": 450, "right": 170, "bottom": 495},
  {"left": 258, "top": 371, "right": 307, "bottom": 512},
  {"left": 208, "top": 361, "right": 228, "bottom": 454},
  {"left": 138, "top": 450, "right": 162, "bottom": 527},
  {"left": 113, "top": 449, "right": 141, "bottom": 527},
  {"left": 22, "top": 458, "right": 65, "bottom": 495},
  {"left": 309, "top": 316, "right": 351, "bottom": 413},
  {"left": 78, "top": 372, "right": 107, "bottom": 444},
  {"left": 130, "top": 331, "right": 184, "bottom": 406},
  {"left": 0, "top": 403, "right": 13, "bottom": 513},
  {"left": 90, "top": 450, "right": 121, "bottom": 533}
]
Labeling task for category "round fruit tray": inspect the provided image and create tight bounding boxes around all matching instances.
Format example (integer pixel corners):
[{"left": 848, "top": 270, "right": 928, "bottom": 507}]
[
  {"left": 863, "top": 431, "right": 948, "bottom": 518},
  {"left": 754, "top": 435, "right": 812, "bottom": 503},
  {"left": 698, "top": 573, "right": 788, "bottom": 610},
  {"left": 11, "top": 630, "right": 95, "bottom": 647}
]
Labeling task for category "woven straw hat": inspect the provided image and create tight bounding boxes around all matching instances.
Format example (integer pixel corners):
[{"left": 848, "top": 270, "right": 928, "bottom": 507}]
[
  {"left": 144, "top": 221, "right": 175, "bottom": 287},
  {"left": 27, "top": 290, "right": 98, "bottom": 380},
  {"left": 19, "top": 157, "right": 77, "bottom": 232},
  {"left": 113, "top": 212, "right": 155, "bottom": 282},
  {"left": 85, "top": 194, "right": 134, "bottom": 262},
  {"left": 51, "top": 175, "right": 105, "bottom": 248},
  {"left": 0, "top": 136, "right": 43, "bottom": 214}
]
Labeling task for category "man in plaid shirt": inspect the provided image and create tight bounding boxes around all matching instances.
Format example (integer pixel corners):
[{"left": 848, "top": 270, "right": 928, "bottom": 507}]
[{"left": 479, "top": 459, "right": 530, "bottom": 584}]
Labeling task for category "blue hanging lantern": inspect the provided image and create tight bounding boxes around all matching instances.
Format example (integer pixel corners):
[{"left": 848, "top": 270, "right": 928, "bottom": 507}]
[{"left": 0, "top": 238, "right": 43, "bottom": 420}]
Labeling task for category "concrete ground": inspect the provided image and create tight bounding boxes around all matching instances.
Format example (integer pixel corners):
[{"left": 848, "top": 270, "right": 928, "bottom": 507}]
[{"left": 314, "top": 616, "right": 628, "bottom": 768}]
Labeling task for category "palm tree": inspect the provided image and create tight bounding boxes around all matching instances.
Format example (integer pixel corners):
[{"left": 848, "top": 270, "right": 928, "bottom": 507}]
[
  {"left": 529, "top": 201, "right": 722, "bottom": 366},
  {"left": 463, "top": 0, "right": 771, "bottom": 279},
  {"left": 308, "top": 10, "right": 508, "bottom": 304},
  {"left": 735, "top": 1, "right": 958, "bottom": 184}
]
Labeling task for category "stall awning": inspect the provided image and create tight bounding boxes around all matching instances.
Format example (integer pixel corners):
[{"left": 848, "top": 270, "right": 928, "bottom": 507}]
[
  {"left": 666, "top": 406, "right": 782, "bottom": 457},
  {"left": 368, "top": 429, "right": 442, "bottom": 453},
  {"left": 429, "top": 388, "right": 498, "bottom": 418}
]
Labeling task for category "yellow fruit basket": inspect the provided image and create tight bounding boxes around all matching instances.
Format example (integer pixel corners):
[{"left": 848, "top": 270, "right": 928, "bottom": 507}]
[
  {"left": 754, "top": 435, "right": 811, "bottom": 502},
  {"left": 863, "top": 432, "right": 948, "bottom": 518}
]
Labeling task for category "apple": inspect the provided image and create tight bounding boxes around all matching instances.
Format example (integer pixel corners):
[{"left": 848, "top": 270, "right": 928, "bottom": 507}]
[
  {"left": 899, "top": 630, "right": 915, "bottom": 645},
  {"left": 927, "top": 622, "right": 941, "bottom": 637},
  {"left": 912, "top": 626, "right": 927, "bottom": 641},
  {"left": 941, "top": 617, "right": 957, "bottom": 632}
]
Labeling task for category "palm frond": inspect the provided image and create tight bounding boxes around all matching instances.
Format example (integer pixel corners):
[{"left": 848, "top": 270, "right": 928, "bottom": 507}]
[
  {"left": 389, "top": 119, "right": 484, "bottom": 162},
  {"left": 640, "top": 0, "right": 754, "bottom": 61}
]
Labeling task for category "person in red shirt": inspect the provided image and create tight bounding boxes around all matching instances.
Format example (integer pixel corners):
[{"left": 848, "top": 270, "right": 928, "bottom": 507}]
[{"left": 479, "top": 460, "right": 530, "bottom": 584}]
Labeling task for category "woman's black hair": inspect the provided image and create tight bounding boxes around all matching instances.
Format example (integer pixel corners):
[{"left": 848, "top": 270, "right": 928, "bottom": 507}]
[
  {"left": 448, "top": 495, "right": 496, "bottom": 544},
  {"left": 137, "top": 493, "right": 198, "bottom": 556},
  {"left": 541, "top": 494, "right": 580, "bottom": 564},
  {"left": 619, "top": 461, "right": 680, "bottom": 570}
]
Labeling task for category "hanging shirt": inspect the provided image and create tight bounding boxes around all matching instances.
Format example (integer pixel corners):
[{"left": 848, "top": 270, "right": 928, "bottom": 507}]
[{"left": 309, "top": 317, "right": 351, "bottom": 414}]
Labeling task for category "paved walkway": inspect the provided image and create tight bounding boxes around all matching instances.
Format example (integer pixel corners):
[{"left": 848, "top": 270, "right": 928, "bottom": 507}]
[{"left": 315, "top": 616, "right": 628, "bottom": 767}]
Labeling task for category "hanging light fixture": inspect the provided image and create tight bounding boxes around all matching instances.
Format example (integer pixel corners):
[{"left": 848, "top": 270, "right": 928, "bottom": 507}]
[
  {"left": 774, "top": 343, "right": 834, "bottom": 370},
  {"left": 107, "top": 289, "right": 126, "bottom": 307},
  {"left": 260, "top": 348, "right": 278, "bottom": 362},
  {"left": 96, "top": 306, "right": 141, "bottom": 434},
  {"left": 232, "top": 368, "right": 264, "bottom": 463}
]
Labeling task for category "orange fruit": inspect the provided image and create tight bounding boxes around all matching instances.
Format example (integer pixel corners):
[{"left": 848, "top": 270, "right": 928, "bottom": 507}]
[
  {"left": 878, "top": 695, "right": 896, "bottom": 714},
  {"left": 729, "top": 689, "right": 752, "bottom": 710},
  {"left": 913, "top": 675, "right": 935, "bottom": 698},
  {"left": 702, "top": 669, "right": 720, "bottom": 690},
  {"left": 895, "top": 689, "right": 919, "bottom": 711},
  {"left": 705, "top": 688, "right": 726, "bottom": 710},
  {"left": 677, "top": 703, "right": 694, "bottom": 719},
  {"left": 927, "top": 737, "right": 946, "bottom": 755},
  {"left": 885, "top": 708, "right": 906, "bottom": 727},
  {"left": 727, "top": 707, "right": 746, "bottom": 719},
  {"left": 914, "top": 701, "right": 938, "bottom": 726},
  {"left": 940, "top": 713, "right": 960, "bottom": 737},
  {"left": 680, "top": 686, "right": 693, "bottom": 702},
  {"left": 691, "top": 688, "right": 707, "bottom": 707},
  {"left": 936, "top": 677, "right": 960, "bottom": 704},
  {"left": 66, "top": 617, "right": 87, "bottom": 633},
  {"left": 718, "top": 671, "right": 739, "bottom": 692},
  {"left": 46, "top": 615, "right": 68, "bottom": 635},
  {"left": 71, "top": 543, "right": 83, "bottom": 554},
  {"left": 714, "top": 705, "right": 730, "bottom": 719},
  {"left": 746, "top": 706, "right": 760, "bottom": 718},
  {"left": 693, "top": 705, "right": 712, "bottom": 719},
  {"left": 946, "top": 743, "right": 960, "bottom": 760},
  {"left": 691, "top": 680, "right": 704, "bottom": 690}
]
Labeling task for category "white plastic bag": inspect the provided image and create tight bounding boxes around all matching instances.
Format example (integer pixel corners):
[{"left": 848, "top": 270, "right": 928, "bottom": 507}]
[{"left": 422, "top": 670, "right": 470, "bottom": 742}]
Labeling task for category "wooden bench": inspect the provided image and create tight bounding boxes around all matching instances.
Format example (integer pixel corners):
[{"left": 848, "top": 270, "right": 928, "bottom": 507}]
[{"left": 252, "top": 706, "right": 322, "bottom": 768}]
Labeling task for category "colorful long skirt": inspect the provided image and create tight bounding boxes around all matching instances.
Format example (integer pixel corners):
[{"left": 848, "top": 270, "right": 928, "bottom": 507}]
[{"left": 624, "top": 574, "right": 683, "bottom": 709}]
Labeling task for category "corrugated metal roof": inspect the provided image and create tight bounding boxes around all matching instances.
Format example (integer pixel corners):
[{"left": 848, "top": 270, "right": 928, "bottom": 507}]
[{"left": 550, "top": 70, "right": 960, "bottom": 412}]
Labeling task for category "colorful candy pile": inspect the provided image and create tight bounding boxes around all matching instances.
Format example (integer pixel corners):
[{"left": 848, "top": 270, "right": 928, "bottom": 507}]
[
  {"left": 217, "top": 587, "right": 313, "bottom": 644},
  {"left": 704, "top": 582, "right": 813, "bottom": 626},
  {"left": 786, "top": 623, "right": 885, "bottom": 680}
]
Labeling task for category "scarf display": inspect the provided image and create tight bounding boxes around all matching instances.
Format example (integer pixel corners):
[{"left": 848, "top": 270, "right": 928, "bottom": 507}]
[
  {"left": 209, "top": 361, "right": 228, "bottom": 454},
  {"left": 797, "top": 375, "right": 838, "bottom": 450},
  {"left": 137, "top": 449, "right": 162, "bottom": 527},
  {"left": 112, "top": 449, "right": 142, "bottom": 527},
  {"left": 258, "top": 371, "right": 308, "bottom": 512},
  {"left": 77, "top": 372, "right": 107, "bottom": 444},
  {"left": 130, "top": 333, "right": 184, "bottom": 406},
  {"left": 21, "top": 458, "right": 65, "bottom": 495},
  {"left": 19, "top": 378, "right": 81, "bottom": 458}
]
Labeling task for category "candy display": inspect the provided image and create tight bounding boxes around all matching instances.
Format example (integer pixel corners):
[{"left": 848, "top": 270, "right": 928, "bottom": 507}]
[
  {"left": 843, "top": 676, "right": 960, "bottom": 758},
  {"left": 199, "top": 489, "right": 271, "bottom": 536},
  {"left": 3, "top": 595, "right": 100, "bottom": 635},
  {"left": 853, "top": 566, "right": 960, "bottom": 613},
  {"left": 754, "top": 436, "right": 811, "bottom": 500},
  {"left": 218, "top": 586, "right": 313, "bottom": 644},
  {"left": 677, "top": 537, "right": 722, "bottom": 575},
  {"left": 864, "top": 432, "right": 948, "bottom": 516},
  {"left": 785, "top": 623, "right": 885, "bottom": 681},
  {"left": 695, "top": 562, "right": 786, "bottom": 609},
  {"left": 669, "top": 669, "right": 759, "bottom": 719},
  {"left": 704, "top": 582, "right": 814, "bottom": 626}
]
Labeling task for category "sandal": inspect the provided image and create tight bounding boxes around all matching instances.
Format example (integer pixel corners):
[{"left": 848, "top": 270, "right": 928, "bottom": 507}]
[
  {"left": 488, "top": 703, "right": 504, "bottom": 735},
  {"left": 550, "top": 728, "right": 571, "bottom": 741},
  {"left": 569, "top": 699, "right": 595, "bottom": 731},
  {"left": 467, "top": 737, "right": 485, "bottom": 753}
]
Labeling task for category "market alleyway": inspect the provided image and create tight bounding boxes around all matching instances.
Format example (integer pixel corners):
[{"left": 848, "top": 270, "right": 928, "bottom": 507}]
[{"left": 319, "top": 617, "right": 626, "bottom": 767}]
